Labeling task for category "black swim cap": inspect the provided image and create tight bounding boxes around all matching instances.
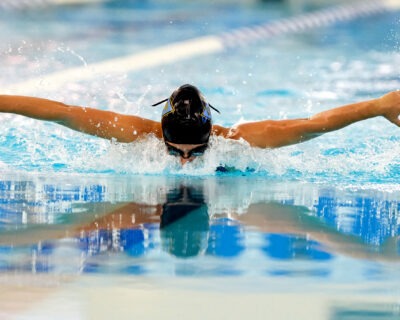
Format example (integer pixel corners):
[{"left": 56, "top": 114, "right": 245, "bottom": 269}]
[{"left": 160, "top": 84, "right": 212, "bottom": 144}]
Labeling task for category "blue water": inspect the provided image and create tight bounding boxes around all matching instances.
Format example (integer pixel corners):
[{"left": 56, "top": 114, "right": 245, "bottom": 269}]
[
  {"left": 1, "top": 1, "right": 400, "bottom": 319},
  {"left": 1, "top": 175, "right": 399, "bottom": 277},
  {"left": 1, "top": 2, "right": 400, "bottom": 182}
]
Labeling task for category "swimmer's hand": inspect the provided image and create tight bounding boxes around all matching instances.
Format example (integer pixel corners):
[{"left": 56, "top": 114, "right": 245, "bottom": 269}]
[{"left": 378, "top": 91, "right": 400, "bottom": 127}]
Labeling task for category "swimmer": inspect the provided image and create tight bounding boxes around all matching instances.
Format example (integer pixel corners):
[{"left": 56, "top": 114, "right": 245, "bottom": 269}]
[{"left": 0, "top": 84, "right": 399, "bottom": 165}]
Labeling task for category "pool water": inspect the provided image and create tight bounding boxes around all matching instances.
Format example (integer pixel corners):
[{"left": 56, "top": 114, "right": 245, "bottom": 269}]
[
  {"left": 0, "top": 1, "right": 400, "bottom": 319},
  {"left": 1, "top": 2, "right": 400, "bottom": 181},
  {"left": 1, "top": 174, "right": 400, "bottom": 319}
]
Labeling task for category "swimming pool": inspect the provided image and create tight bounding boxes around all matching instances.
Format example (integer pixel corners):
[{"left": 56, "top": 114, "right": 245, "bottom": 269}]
[{"left": 1, "top": 1, "right": 400, "bottom": 319}]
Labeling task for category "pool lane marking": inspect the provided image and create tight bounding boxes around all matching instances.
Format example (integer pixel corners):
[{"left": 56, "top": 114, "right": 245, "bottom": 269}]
[
  {"left": 3, "top": 0, "right": 398, "bottom": 94},
  {"left": 3, "top": 36, "right": 225, "bottom": 94}
]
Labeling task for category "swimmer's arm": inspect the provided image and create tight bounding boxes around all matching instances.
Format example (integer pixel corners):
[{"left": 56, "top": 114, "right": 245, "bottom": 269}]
[
  {"left": 0, "top": 202, "right": 162, "bottom": 246},
  {"left": 214, "top": 91, "right": 400, "bottom": 148},
  {"left": 239, "top": 202, "right": 399, "bottom": 261},
  {"left": 0, "top": 95, "right": 162, "bottom": 142}
]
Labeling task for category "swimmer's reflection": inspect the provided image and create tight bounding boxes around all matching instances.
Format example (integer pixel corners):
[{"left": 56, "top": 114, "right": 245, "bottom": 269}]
[
  {"left": 160, "top": 186, "right": 209, "bottom": 258},
  {"left": 0, "top": 185, "right": 210, "bottom": 259},
  {"left": 76, "top": 185, "right": 210, "bottom": 258},
  {"left": 1, "top": 185, "right": 400, "bottom": 263}
]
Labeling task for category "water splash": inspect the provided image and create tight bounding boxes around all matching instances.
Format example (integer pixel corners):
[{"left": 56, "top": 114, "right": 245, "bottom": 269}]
[{"left": 0, "top": 115, "right": 399, "bottom": 186}]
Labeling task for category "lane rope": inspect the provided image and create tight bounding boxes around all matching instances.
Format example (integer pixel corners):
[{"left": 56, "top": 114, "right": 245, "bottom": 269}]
[
  {"left": 220, "top": 1, "right": 392, "bottom": 47},
  {"left": 2, "top": 0, "right": 399, "bottom": 94},
  {"left": 0, "top": 0, "right": 108, "bottom": 10}
]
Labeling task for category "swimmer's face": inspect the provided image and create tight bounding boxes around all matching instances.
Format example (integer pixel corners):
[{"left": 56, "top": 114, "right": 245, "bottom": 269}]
[{"left": 165, "top": 141, "right": 208, "bottom": 165}]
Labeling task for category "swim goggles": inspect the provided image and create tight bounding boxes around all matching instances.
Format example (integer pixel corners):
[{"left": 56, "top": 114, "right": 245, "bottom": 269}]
[{"left": 165, "top": 142, "right": 208, "bottom": 159}]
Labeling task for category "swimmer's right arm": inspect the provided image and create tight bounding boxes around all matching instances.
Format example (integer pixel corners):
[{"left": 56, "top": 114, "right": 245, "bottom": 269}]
[
  {"left": 0, "top": 95, "right": 162, "bottom": 142},
  {"left": 214, "top": 91, "right": 400, "bottom": 148}
]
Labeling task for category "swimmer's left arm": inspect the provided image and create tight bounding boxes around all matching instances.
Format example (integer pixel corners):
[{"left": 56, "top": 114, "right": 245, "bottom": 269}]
[
  {"left": 215, "top": 91, "right": 400, "bottom": 148},
  {"left": 0, "top": 95, "right": 162, "bottom": 142}
]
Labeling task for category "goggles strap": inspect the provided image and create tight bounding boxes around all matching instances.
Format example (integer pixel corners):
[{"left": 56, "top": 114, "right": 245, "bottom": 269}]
[
  {"left": 152, "top": 98, "right": 220, "bottom": 114},
  {"left": 152, "top": 98, "right": 168, "bottom": 107}
]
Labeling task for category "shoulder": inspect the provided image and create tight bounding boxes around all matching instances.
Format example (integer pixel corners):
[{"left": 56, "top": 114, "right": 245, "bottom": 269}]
[
  {"left": 212, "top": 121, "right": 274, "bottom": 139},
  {"left": 211, "top": 124, "right": 231, "bottom": 138},
  {"left": 212, "top": 121, "right": 283, "bottom": 148},
  {"left": 122, "top": 114, "right": 162, "bottom": 138}
]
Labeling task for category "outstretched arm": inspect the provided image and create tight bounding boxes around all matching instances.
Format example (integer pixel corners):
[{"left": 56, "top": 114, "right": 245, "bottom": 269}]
[
  {"left": 213, "top": 91, "right": 400, "bottom": 148},
  {"left": 0, "top": 95, "right": 162, "bottom": 143}
]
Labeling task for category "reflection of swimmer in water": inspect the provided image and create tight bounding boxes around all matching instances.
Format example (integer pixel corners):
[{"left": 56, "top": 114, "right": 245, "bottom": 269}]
[
  {"left": 160, "top": 186, "right": 209, "bottom": 258},
  {"left": 77, "top": 185, "right": 210, "bottom": 258},
  {"left": 0, "top": 185, "right": 399, "bottom": 261},
  {"left": 0, "top": 185, "right": 210, "bottom": 258},
  {"left": 1, "top": 85, "right": 400, "bottom": 165}
]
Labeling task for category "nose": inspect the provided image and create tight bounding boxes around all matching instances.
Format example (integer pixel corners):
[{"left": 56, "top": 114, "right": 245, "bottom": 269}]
[{"left": 180, "top": 156, "right": 195, "bottom": 165}]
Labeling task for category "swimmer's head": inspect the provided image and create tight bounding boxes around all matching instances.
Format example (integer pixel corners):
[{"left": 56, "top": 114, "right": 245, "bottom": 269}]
[{"left": 153, "top": 84, "right": 218, "bottom": 144}]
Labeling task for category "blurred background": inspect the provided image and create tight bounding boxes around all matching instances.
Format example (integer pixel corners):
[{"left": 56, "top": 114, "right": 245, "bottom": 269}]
[{"left": 0, "top": 0, "right": 372, "bottom": 12}]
